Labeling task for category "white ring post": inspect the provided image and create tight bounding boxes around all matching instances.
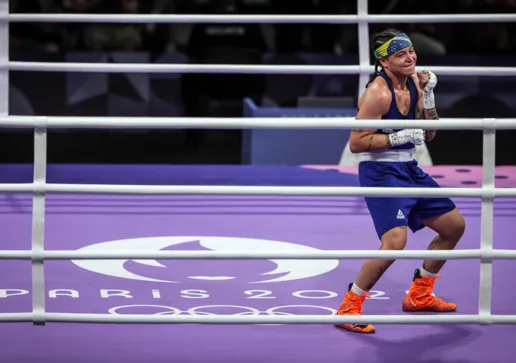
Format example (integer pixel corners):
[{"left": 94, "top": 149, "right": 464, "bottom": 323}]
[
  {"left": 0, "top": 1, "right": 7, "bottom": 116},
  {"left": 478, "top": 118, "right": 496, "bottom": 325},
  {"left": 32, "top": 116, "right": 48, "bottom": 326},
  {"left": 357, "top": 0, "right": 370, "bottom": 96}
]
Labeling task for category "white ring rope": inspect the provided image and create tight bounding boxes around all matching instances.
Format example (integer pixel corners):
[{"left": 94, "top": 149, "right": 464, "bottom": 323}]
[
  {"left": 0, "top": 116, "right": 513, "bottom": 129},
  {"left": 2, "top": 4, "right": 515, "bottom": 326},
  {"left": 7, "top": 62, "right": 516, "bottom": 76},
  {"left": 0, "top": 249, "right": 514, "bottom": 261},
  {"left": 0, "top": 183, "right": 515, "bottom": 198},
  {"left": 8, "top": 13, "right": 516, "bottom": 24},
  {"left": 1, "top": 312, "right": 515, "bottom": 324}
]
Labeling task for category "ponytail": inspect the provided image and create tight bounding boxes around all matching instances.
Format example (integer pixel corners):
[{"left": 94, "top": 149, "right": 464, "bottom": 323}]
[{"left": 366, "top": 59, "right": 382, "bottom": 88}]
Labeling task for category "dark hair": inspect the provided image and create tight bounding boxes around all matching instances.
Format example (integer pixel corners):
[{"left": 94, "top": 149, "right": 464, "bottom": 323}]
[{"left": 366, "top": 28, "right": 403, "bottom": 88}]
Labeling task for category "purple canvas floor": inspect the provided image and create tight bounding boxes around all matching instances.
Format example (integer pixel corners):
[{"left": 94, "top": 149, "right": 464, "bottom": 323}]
[{"left": 1, "top": 164, "right": 516, "bottom": 363}]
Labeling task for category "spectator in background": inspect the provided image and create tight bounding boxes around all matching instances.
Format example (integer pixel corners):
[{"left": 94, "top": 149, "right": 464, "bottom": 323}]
[
  {"left": 52, "top": 0, "right": 108, "bottom": 51},
  {"left": 80, "top": 0, "right": 172, "bottom": 52},
  {"left": 406, "top": 15, "right": 447, "bottom": 56},
  {"left": 10, "top": 0, "right": 64, "bottom": 54},
  {"left": 81, "top": 0, "right": 142, "bottom": 51}
]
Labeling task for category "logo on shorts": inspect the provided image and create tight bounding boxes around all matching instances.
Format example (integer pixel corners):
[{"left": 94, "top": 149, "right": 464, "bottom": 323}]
[
  {"left": 71, "top": 236, "right": 340, "bottom": 284},
  {"left": 397, "top": 209, "right": 405, "bottom": 220}
]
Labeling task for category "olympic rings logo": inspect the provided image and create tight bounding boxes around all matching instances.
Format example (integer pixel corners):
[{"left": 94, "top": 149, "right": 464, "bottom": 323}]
[{"left": 108, "top": 304, "right": 337, "bottom": 317}]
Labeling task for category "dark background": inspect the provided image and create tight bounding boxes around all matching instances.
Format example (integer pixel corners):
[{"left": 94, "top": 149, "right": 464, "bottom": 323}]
[{"left": 3, "top": 0, "right": 516, "bottom": 166}]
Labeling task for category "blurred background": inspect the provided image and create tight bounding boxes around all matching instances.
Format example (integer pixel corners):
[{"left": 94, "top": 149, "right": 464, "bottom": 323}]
[{"left": 3, "top": 0, "right": 516, "bottom": 166}]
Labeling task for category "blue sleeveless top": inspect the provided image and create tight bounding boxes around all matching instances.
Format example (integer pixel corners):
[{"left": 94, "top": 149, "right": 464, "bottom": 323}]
[{"left": 375, "top": 71, "right": 419, "bottom": 150}]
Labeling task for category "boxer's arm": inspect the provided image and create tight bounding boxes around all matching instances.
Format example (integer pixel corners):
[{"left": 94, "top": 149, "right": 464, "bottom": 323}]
[
  {"left": 424, "top": 106, "right": 439, "bottom": 121},
  {"left": 422, "top": 97, "right": 438, "bottom": 142},
  {"left": 416, "top": 95, "right": 437, "bottom": 143},
  {"left": 348, "top": 85, "right": 392, "bottom": 153},
  {"left": 415, "top": 72, "right": 438, "bottom": 141},
  {"left": 417, "top": 97, "right": 439, "bottom": 121}
]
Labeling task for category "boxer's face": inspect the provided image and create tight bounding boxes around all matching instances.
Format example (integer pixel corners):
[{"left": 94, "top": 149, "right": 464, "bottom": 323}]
[{"left": 381, "top": 46, "right": 417, "bottom": 77}]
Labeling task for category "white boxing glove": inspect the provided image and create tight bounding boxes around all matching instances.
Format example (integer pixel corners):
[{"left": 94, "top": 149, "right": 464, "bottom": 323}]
[
  {"left": 421, "top": 70, "right": 437, "bottom": 109},
  {"left": 389, "top": 129, "right": 425, "bottom": 147}
]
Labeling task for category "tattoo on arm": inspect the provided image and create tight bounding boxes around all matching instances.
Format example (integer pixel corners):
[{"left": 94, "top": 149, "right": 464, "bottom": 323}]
[
  {"left": 417, "top": 101, "right": 439, "bottom": 120},
  {"left": 366, "top": 134, "right": 374, "bottom": 151},
  {"left": 424, "top": 108, "right": 439, "bottom": 120},
  {"left": 418, "top": 103, "right": 439, "bottom": 141}
]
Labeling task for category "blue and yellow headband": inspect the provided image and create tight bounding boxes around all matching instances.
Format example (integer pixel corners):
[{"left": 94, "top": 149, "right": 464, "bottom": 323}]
[{"left": 374, "top": 33, "right": 412, "bottom": 58}]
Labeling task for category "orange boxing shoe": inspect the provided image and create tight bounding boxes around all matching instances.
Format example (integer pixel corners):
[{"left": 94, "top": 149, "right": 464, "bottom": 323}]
[
  {"left": 403, "top": 269, "right": 457, "bottom": 312},
  {"left": 335, "top": 283, "right": 375, "bottom": 334}
]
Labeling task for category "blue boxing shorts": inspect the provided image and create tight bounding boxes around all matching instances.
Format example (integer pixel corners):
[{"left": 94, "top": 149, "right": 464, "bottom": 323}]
[{"left": 358, "top": 158, "right": 456, "bottom": 240}]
